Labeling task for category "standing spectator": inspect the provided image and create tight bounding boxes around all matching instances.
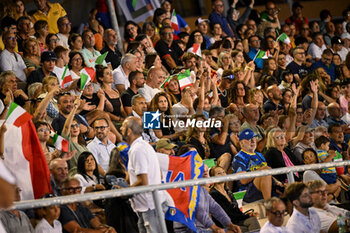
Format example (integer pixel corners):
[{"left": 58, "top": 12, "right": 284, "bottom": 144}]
[
  {"left": 16, "top": 16, "right": 32, "bottom": 53},
  {"left": 260, "top": 197, "right": 291, "bottom": 233},
  {"left": 260, "top": 1, "right": 281, "bottom": 31},
  {"left": 27, "top": 51, "right": 57, "bottom": 87},
  {"left": 285, "top": 2, "right": 308, "bottom": 33},
  {"left": 32, "top": 0, "right": 67, "bottom": 34},
  {"left": 155, "top": 26, "right": 184, "bottom": 72},
  {"left": 100, "top": 29, "right": 122, "bottom": 70},
  {"left": 0, "top": 31, "right": 28, "bottom": 82},
  {"left": 56, "top": 16, "right": 71, "bottom": 49},
  {"left": 285, "top": 182, "right": 321, "bottom": 232},
  {"left": 121, "top": 71, "right": 145, "bottom": 116},
  {"left": 80, "top": 29, "right": 107, "bottom": 68},
  {"left": 308, "top": 33, "right": 327, "bottom": 61},
  {"left": 87, "top": 118, "right": 116, "bottom": 174},
  {"left": 120, "top": 116, "right": 167, "bottom": 233},
  {"left": 209, "top": 0, "right": 233, "bottom": 38},
  {"left": 112, "top": 53, "right": 138, "bottom": 93}
]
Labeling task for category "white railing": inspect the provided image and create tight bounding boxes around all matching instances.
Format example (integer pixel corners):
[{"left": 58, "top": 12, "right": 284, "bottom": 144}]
[{"left": 12, "top": 160, "right": 350, "bottom": 233}]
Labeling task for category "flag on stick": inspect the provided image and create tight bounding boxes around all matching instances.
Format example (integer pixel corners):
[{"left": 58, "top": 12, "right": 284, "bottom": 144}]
[
  {"left": 6, "top": 102, "right": 32, "bottom": 127},
  {"left": 171, "top": 10, "right": 179, "bottom": 31}
]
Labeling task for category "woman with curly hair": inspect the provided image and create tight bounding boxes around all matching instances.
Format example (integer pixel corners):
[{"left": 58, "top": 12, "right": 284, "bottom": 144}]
[{"left": 227, "top": 80, "right": 249, "bottom": 115}]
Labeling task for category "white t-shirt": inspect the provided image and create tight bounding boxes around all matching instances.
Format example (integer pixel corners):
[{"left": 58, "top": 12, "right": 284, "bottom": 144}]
[
  {"left": 307, "top": 43, "right": 326, "bottom": 60},
  {"left": 34, "top": 218, "right": 62, "bottom": 233},
  {"left": 260, "top": 221, "right": 292, "bottom": 233},
  {"left": 138, "top": 83, "right": 161, "bottom": 103},
  {"left": 0, "top": 49, "right": 27, "bottom": 82},
  {"left": 172, "top": 102, "right": 189, "bottom": 133},
  {"left": 128, "top": 137, "right": 166, "bottom": 212},
  {"left": 56, "top": 33, "right": 69, "bottom": 49},
  {"left": 74, "top": 173, "right": 98, "bottom": 193},
  {"left": 286, "top": 207, "right": 321, "bottom": 233},
  {"left": 112, "top": 65, "right": 129, "bottom": 90},
  {"left": 310, "top": 205, "right": 349, "bottom": 232}
]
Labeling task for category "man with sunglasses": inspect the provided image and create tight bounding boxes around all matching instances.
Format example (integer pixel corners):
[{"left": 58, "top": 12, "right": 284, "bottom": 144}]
[
  {"left": 309, "top": 180, "right": 349, "bottom": 233},
  {"left": 286, "top": 182, "right": 321, "bottom": 232},
  {"left": 261, "top": 197, "right": 291, "bottom": 233},
  {"left": 59, "top": 177, "right": 116, "bottom": 233}
]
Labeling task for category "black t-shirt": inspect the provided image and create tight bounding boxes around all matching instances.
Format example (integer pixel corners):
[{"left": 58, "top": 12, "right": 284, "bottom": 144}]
[
  {"left": 52, "top": 113, "right": 89, "bottom": 135},
  {"left": 121, "top": 88, "right": 136, "bottom": 108},
  {"left": 209, "top": 127, "right": 232, "bottom": 159},
  {"left": 100, "top": 46, "right": 122, "bottom": 70},
  {"left": 81, "top": 93, "right": 100, "bottom": 116},
  {"left": 286, "top": 61, "right": 309, "bottom": 79},
  {"left": 263, "top": 99, "right": 284, "bottom": 113},
  {"left": 217, "top": 88, "right": 229, "bottom": 108},
  {"left": 155, "top": 40, "right": 184, "bottom": 72},
  {"left": 59, "top": 204, "right": 94, "bottom": 232},
  {"left": 26, "top": 68, "right": 57, "bottom": 89}
]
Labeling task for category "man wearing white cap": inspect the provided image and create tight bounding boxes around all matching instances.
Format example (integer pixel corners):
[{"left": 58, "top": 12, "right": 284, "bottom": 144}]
[{"left": 196, "top": 18, "right": 211, "bottom": 49}]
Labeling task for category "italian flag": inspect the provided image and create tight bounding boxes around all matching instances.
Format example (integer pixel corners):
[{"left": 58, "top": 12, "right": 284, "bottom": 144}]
[
  {"left": 60, "top": 65, "right": 73, "bottom": 88},
  {"left": 277, "top": 33, "right": 292, "bottom": 47},
  {"left": 187, "top": 43, "right": 202, "bottom": 57},
  {"left": 161, "top": 75, "right": 172, "bottom": 89},
  {"left": 81, "top": 67, "right": 96, "bottom": 84},
  {"left": 254, "top": 50, "right": 270, "bottom": 60},
  {"left": 95, "top": 52, "right": 108, "bottom": 65},
  {"left": 177, "top": 69, "right": 193, "bottom": 91},
  {"left": 80, "top": 69, "right": 92, "bottom": 90},
  {"left": 52, "top": 133, "right": 69, "bottom": 152},
  {"left": 6, "top": 102, "right": 32, "bottom": 127},
  {"left": 3, "top": 120, "right": 52, "bottom": 200},
  {"left": 171, "top": 10, "right": 179, "bottom": 31}
]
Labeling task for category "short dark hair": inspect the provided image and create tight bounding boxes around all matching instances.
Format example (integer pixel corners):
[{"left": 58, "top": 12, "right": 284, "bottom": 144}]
[
  {"left": 209, "top": 105, "right": 224, "bottom": 117},
  {"left": 34, "top": 121, "right": 50, "bottom": 130},
  {"left": 17, "top": 16, "right": 31, "bottom": 27},
  {"left": 160, "top": 25, "right": 172, "bottom": 35},
  {"left": 315, "top": 135, "right": 329, "bottom": 148},
  {"left": 129, "top": 70, "right": 143, "bottom": 84},
  {"left": 92, "top": 117, "right": 109, "bottom": 127},
  {"left": 322, "top": 48, "right": 333, "bottom": 56},
  {"left": 286, "top": 182, "right": 308, "bottom": 203},
  {"left": 302, "top": 148, "right": 317, "bottom": 161},
  {"left": 328, "top": 123, "right": 342, "bottom": 134},
  {"left": 295, "top": 36, "right": 308, "bottom": 46},
  {"left": 1, "top": 16, "right": 16, "bottom": 31}
]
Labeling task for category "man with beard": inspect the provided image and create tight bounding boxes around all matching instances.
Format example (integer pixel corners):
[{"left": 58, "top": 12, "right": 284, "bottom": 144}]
[
  {"left": 121, "top": 71, "right": 145, "bottom": 116},
  {"left": 101, "top": 29, "right": 122, "bottom": 70},
  {"left": 286, "top": 182, "right": 321, "bottom": 232},
  {"left": 87, "top": 118, "right": 116, "bottom": 173},
  {"left": 263, "top": 85, "right": 284, "bottom": 114},
  {"left": 311, "top": 102, "right": 329, "bottom": 128},
  {"left": 51, "top": 93, "right": 93, "bottom": 137},
  {"left": 131, "top": 94, "right": 158, "bottom": 144},
  {"left": 120, "top": 116, "right": 167, "bottom": 233},
  {"left": 309, "top": 180, "right": 349, "bottom": 233}
]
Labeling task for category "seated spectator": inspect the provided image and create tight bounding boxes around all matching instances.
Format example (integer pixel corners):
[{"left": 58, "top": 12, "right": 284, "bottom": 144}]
[
  {"left": 324, "top": 21, "right": 336, "bottom": 47},
  {"left": 56, "top": 16, "right": 71, "bottom": 49},
  {"left": 228, "top": 80, "right": 249, "bottom": 113},
  {"left": 27, "top": 51, "right": 57, "bottom": 87},
  {"left": 285, "top": 182, "right": 321, "bottom": 232},
  {"left": 217, "top": 70, "right": 234, "bottom": 108},
  {"left": 308, "top": 33, "right": 327, "bottom": 61},
  {"left": 33, "top": 20, "right": 49, "bottom": 53},
  {"left": 53, "top": 45, "right": 69, "bottom": 79},
  {"left": 138, "top": 67, "right": 165, "bottom": 104},
  {"left": 311, "top": 49, "right": 336, "bottom": 81},
  {"left": 68, "top": 33, "right": 83, "bottom": 52},
  {"left": 23, "top": 38, "right": 41, "bottom": 71},
  {"left": 120, "top": 71, "right": 144, "bottom": 116},
  {"left": 164, "top": 75, "right": 181, "bottom": 103},
  {"left": 32, "top": 0, "right": 67, "bottom": 34},
  {"left": 0, "top": 16, "right": 18, "bottom": 53},
  {"left": 100, "top": 29, "right": 122, "bottom": 70},
  {"left": 46, "top": 33, "right": 60, "bottom": 52},
  {"left": 247, "top": 35, "right": 263, "bottom": 70},
  {"left": 112, "top": 53, "right": 138, "bottom": 93},
  {"left": 263, "top": 85, "right": 284, "bottom": 114},
  {"left": 0, "top": 30, "right": 28, "bottom": 82},
  {"left": 172, "top": 86, "right": 196, "bottom": 133},
  {"left": 123, "top": 21, "right": 141, "bottom": 52},
  {"left": 80, "top": 29, "right": 107, "bottom": 68},
  {"left": 260, "top": 197, "right": 290, "bottom": 233},
  {"left": 34, "top": 195, "right": 62, "bottom": 233},
  {"left": 309, "top": 180, "right": 349, "bottom": 232},
  {"left": 209, "top": 165, "right": 260, "bottom": 232},
  {"left": 49, "top": 158, "right": 68, "bottom": 196},
  {"left": 68, "top": 51, "right": 85, "bottom": 80},
  {"left": 293, "top": 127, "right": 317, "bottom": 164},
  {"left": 35, "top": 121, "right": 53, "bottom": 163},
  {"left": 265, "top": 128, "right": 300, "bottom": 183},
  {"left": 286, "top": 46, "right": 308, "bottom": 82},
  {"left": 209, "top": 23, "right": 224, "bottom": 44},
  {"left": 310, "top": 102, "right": 329, "bottom": 128},
  {"left": 74, "top": 152, "right": 105, "bottom": 193},
  {"left": 59, "top": 177, "right": 116, "bottom": 233},
  {"left": 0, "top": 186, "right": 34, "bottom": 233},
  {"left": 232, "top": 128, "right": 273, "bottom": 203},
  {"left": 16, "top": 16, "right": 32, "bottom": 53}
]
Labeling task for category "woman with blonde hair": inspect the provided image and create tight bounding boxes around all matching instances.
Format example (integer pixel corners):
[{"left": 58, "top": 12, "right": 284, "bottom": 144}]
[
  {"left": 216, "top": 51, "right": 234, "bottom": 80},
  {"left": 23, "top": 38, "right": 41, "bottom": 71},
  {"left": 265, "top": 127, "right": 300, "bottom": 183},
  {"left": 165, "top": 76, "right": 181, "bottom": 103}
]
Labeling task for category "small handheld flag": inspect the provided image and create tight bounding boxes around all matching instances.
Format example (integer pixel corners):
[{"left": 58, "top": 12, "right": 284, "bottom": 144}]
[
  {"left": 171, "top": 10, "right": 179, "bottom": 31},
  {"left": 6, "top": 102, "right": 32, "bottom": 127},
  {"left": 253, "top": 49, "right": 270, "bottom": 61},
  {"left": 60, "top": 65, "right": 72, "bottom": 88},
  {"left": 277, "top": 33, "right": 292, "bottom": 47},
  {"left": 95, "top": 52, "right": 108, "bottom": 65}
]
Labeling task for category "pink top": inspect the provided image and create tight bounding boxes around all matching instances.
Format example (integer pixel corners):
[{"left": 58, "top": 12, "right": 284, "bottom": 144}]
[{"left": 340, "top": 95, "right": 348, "bottom": 116}]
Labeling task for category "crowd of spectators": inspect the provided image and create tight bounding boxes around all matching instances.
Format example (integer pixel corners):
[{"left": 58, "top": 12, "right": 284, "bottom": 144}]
[{"left": 0, "top": 0, "right": 350, "bottom": 232}]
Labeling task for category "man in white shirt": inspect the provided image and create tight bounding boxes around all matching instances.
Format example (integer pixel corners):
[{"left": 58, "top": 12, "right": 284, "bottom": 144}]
[
  {"left": 309, "top": 180, "right": 349, "bottom": 233},
  {"left": 112, "top": 53, "right": 138, "bottom": 93},
  {"left": 285, "top": 182, "right": 321, "bottom": 233},
  {"left": 53, "top": 45, "right": 69, "bottom": 80},
  {"left": 87, "top": 118, "right": 116, "bottom": 174},
  {"left": 172, "top": 86, "right": 196, "bottom": 133},
  {"left": 138, "top": 67, "right": 165, "bottom": 105},
  {"left": 56, "top": 16, "right": 71, "bottom": 49},
  {"left": 261, "top": 197, "right": 292, "bottom": 233},
  {"left": 120, "top": 116, "right": 167, "bottom": 233},
  {"left": 308, "top": 33, "right": 327, "bottom": 61},
  {"left": 0, "top": 31, "right": 28, "bottom": 82}
]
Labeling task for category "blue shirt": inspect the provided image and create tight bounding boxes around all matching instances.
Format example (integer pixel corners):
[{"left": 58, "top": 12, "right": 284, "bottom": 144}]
[
  {"left": 310, "top": 60, "right": 336, "bottom": 81},
  {"left": 209, "top": 11, "right": 233, "bottom": 37},
  {"left": 232, "top": 150, "right": 267, "bottom": 173},
  {"left": 248, "top": 47, "right": 263, "bottom": 70}
]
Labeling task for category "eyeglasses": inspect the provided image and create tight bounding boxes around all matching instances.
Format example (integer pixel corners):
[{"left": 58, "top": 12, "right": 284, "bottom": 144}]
[
  {"left": 322, "top": 57, "right": 332, "bottom": 62},
  {"left": 94, "top": 126, "right": 108, "bottom": 130},
  {"left": 296, "top": 111, "right": 303, "bottom": 115},
  {"left": 62, "top": 186, "right": 82, "bottom": 192},
  {"left": 270, "top": 210, "right": 288, "bottom": 217},
  {"left": 6, "top": 37, "right": 17, "bottom": 41},
  {"left": 38, "top": 128, "right": 49, "bottom": 133},
  {"left": 50, "top": 38, "right": 60, "bottom": 43},
  {"left": 311, "top": 190, "right": 328, "bottom": 196},
  {"left": 61, "top": 22, "right": 71, "bottom": 27},
  {"left": 72, "top": 57, "right": 82, "bottom": 62},
  {"left": 71, "top": 123, "right": 80, "bottom": 128}
]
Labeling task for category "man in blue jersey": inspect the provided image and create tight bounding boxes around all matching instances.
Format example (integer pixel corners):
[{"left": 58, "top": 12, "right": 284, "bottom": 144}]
[{"left": 232, "top": 129, "right": 273, "bottom": 203}]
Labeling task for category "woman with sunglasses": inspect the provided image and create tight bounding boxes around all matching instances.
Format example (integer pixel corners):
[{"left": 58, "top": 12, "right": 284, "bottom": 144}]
[
  {"left": 209, "top": 165, "right": 261, "bottom": 232},
  {"left": 74, "top": 151, "right": 105, "bottom": 193}
]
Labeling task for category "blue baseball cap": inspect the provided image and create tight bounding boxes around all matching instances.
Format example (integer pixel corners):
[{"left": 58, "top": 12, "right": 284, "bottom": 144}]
[{"left": 239, "top": 129, "right": 258, "bottom": 141}]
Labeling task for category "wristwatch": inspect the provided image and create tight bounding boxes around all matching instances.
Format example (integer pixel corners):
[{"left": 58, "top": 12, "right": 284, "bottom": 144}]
[{"left": 92, "top": 184, "right": 96, "bottom": 190}]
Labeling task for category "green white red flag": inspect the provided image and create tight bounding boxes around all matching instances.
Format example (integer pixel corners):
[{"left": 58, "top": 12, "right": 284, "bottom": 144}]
[
  {"left": 60, "top": 65, "right": 72, "bottom": 88},
  {"left": 171, "top": 10, "right": 179, "bottom": 31},
  {"left": 6, "top": 102, "right": 32, "bottom": 127},
  {"left": 177, "top": 69, "right": 193, "bottom": 90},
  {"left": 277, "top": 33, "right": 292, "bottom": 47},
  {"left": 52, "top": 133, "right": 69, "bottom": 152}
]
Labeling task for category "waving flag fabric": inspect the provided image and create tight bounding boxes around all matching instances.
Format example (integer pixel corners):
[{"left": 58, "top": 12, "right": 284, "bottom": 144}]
[
  {"left": 171, "top": 10, "right": 179, "bottom": 31},
  {"left": 177, "top": 69, "right": 193, "bottom": 91},
  {"left": 60, "top": 65, "right": 72, "bottom": 88},
  {"left": 165, "top": 151, "right": 204, "bottom": 231},
  {"left": 277, "top": 33, "right": 292, "bottom": 47},
  {"left": 6, "top": 102, "right": 32, "bottom": 127}
]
